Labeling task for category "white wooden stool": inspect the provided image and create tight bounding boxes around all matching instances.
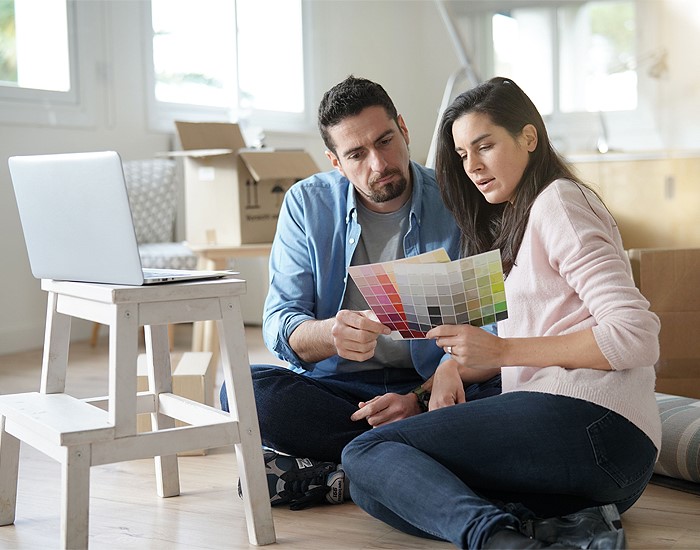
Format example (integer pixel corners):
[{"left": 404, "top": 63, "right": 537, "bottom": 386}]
[{"left": 0, "top": 278, "right": 275, "bottom": 549}]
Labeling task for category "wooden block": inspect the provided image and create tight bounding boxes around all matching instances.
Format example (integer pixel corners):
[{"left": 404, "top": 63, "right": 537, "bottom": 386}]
[
  {"left": 136, "top": 355, "right": 152, "bottom": 434},
  {"left": 173, "top": 352, "right": 214, "bottom": 456},
  {"left": 173, "top": 351, "right": 214, "bottom": 408},
  {"left": 136, "top": 352, "right": 214, "bottom": 455}
]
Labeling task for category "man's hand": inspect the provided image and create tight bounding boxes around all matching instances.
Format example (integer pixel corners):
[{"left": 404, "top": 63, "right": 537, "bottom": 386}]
[
  {"left": 288, "top": 309, "right": 390, "bottom": 363},
  {"left": 350, "top": 392, "right": 422, "bottom": 427},
  {"left": 332, "top": 309, "right": 391, "bottom": 362}
]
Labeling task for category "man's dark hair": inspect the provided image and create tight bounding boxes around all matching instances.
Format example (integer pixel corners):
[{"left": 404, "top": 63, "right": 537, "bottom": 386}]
[{"left": 318, "top": 75, "right": 398, "bottom": 154}]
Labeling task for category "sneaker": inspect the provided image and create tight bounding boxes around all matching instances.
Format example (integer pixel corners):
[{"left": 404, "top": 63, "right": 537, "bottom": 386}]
[
  {"left": 523, "top": 504, "right": 626, "bottom": 549},
  {"left": 238, "top": 450, "right": 346, "bottom": 510},
  {"left": 484, "top": 527, "right": 577, "bottom": 549}
]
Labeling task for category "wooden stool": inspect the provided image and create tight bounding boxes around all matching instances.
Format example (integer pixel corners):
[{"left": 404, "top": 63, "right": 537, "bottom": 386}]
[{"left": 0, "top": 278, "right": 275, "bottom": 549}]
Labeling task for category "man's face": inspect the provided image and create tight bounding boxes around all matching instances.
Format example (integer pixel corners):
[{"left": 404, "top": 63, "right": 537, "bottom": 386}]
[{"left": 325, "top": 106, "right": 412, "bottom": 213}]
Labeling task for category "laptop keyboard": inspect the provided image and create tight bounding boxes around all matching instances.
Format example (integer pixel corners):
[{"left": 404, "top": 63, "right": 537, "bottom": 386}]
[{"left": 142, "top": 268, "right": 195, "bottom": 277}]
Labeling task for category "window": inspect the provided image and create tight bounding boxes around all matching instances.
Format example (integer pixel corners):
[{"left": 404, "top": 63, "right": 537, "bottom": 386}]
[
  {"left": 0, "top": 0, "right": 101, "bottom": 127},
  {"left": 459, "top": 0, "right": 665, "bottom": 152},
  {"left": 558, "top": 1, "right": 637, "bottom": 113},
  {"left": 0, "top": 0, "right": 70, "bottom": 93},
  {"left": 236, "top": 0, "right": 304, "bottom": 116},
  {"left": 151, "top": 0, "right": 237, "bottom": 108},
  {"left": 148, "top": 0, "right": 306, "bottom": 134},
  {"left": 491, "top": 1, "right": 637, "bottom": 116}
]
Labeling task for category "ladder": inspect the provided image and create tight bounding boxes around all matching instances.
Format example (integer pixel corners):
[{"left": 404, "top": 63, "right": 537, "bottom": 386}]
[{"left": 426, "top": 0, "right": 482, "bottom": 168}]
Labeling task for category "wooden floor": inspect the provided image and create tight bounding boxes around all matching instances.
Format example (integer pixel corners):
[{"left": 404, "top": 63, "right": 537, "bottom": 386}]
[{"left": 0, "top": 324, "right": 699, "bottom": 549}]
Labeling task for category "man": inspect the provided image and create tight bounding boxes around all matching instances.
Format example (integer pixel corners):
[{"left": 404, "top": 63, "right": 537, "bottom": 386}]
[{"left": 221, "top": 75, "right": 500, "bottom": 510}]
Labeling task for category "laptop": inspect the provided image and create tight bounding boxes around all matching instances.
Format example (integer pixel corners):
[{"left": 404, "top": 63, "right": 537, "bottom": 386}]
[{"left": 9, "top": 150, "right": 234, "bottom": 285}]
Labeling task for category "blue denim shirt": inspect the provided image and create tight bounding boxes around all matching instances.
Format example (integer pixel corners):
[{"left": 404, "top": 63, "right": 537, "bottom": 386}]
[{"left": 262, "top": 161, "right": 462, "bottom": 379}]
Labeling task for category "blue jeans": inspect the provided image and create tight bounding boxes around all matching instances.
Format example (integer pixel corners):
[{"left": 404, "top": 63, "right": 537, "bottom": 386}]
[
  {"left": 341, "top": 391, "right": 657, "bottom": 549},
  {"left": 221, "top": 365, "right": 502, "bottom": 463}
]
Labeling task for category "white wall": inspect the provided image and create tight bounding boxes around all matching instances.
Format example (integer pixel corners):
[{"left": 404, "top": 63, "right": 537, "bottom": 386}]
[
  {"left": 0, "top": 0, "right": 456, "bottom": 353},
  {"left": 656, "top": 0, "right": 700, "bottom": 149},
  {"left": 0, "top": 1, "right": 173, "bottom": 352},
  {"left": 0, "top": 0, "right": 698, "bottom": 354}
]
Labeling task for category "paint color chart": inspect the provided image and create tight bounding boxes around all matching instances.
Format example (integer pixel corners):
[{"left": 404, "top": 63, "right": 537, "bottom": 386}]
[
  {"left": 348, "top": 248, "right": 451, "bottom": 339},
  {"left": 349, "top": 249, "right": 507, "bottom": 339}
]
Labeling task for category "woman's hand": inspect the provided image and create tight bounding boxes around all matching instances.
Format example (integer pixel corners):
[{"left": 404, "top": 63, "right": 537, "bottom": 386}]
[
  {"left": 427, "top": 324, "right": 505, "bottom": 369},
  {"left": 428, "top": 325, "right": 613, "bottom": 372},
  {"left": 429, "top": 360, "right": 466, "bottom": 410}
]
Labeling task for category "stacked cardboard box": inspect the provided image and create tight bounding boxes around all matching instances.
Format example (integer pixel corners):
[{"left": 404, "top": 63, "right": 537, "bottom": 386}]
[
  {"left": 169, "top": 121, "right": 319, "bottom": 245},
  {"left": 628, "top": 248, "right": 700, "bottom": 398}
]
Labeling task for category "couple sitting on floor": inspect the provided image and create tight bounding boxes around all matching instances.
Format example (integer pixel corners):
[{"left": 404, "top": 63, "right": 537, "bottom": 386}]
[{"left": 220, "top": 75, "right": 661, "bottom": 550}]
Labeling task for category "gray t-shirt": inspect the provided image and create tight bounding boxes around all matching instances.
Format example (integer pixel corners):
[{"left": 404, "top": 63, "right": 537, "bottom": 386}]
[{"left": 340, "top": 199, "right": 413, "bottom": 371}]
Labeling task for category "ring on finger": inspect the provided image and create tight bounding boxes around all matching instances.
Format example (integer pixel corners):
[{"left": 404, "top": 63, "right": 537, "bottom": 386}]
[{"left": 446, "top": 345, "right": 453, "bottom": 355}]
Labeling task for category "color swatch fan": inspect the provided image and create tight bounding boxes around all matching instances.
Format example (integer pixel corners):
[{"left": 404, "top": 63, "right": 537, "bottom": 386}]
[
  {"left": 393, "top": 249, "right": 507, "bottom": 337},
  {"left": 348, "top": 248, "right": 451, "bottom": 339},
  {"left": 349, "top": 249, "right": 507, "bottom": 339}
]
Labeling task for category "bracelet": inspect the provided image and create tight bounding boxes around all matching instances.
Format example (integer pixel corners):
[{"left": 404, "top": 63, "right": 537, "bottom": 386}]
[{"left": 411, "top": 385, "right": 431, "bottom": 413}]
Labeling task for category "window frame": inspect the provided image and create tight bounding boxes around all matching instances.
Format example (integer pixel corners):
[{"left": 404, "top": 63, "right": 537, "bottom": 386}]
[
  {"left": 461, "top": 0, "right": 663, "bottom": 153},
  {"left": 143, "top": 0, "right": 313, "bottom": 137},
  {"left": 0, "top": 0, "right": 100, "bottom": 128}
]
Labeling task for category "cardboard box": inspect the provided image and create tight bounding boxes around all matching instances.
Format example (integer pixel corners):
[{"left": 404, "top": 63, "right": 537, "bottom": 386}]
[
  {"left": 655, "top": 378, "right": 700, "bottom": 399},
  {"left": 628, "top": 248, "right": 700, "bottom": 398},
  {"left": 171, "top": 121, "right": 319, "bottom": 245}
]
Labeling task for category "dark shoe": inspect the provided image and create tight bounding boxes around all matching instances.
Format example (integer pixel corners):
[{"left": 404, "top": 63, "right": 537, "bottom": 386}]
[
  {"left": 586, "top": 530, "right": 626, "bottom": 550},
  {"left": 238, "top": 450, "right": 345, "bottom": 510},
  {"left": 524, "top": 504, "right": 626, "bottom": 549},
  {"left": 484, "top": 527, "right": 576, "bottom": 549}
]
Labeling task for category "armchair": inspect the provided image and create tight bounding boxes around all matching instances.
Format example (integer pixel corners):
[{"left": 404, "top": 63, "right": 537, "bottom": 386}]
[{"left": 89, "top": 158, "right": 197, "bottom": 346}]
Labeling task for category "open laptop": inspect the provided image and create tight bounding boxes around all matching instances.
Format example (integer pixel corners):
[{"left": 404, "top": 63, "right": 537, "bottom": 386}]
[{"left": 9, "top": 150, "right": 234, "bottom": 285}]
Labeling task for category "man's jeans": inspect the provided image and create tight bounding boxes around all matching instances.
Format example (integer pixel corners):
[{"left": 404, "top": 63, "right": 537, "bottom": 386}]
[
  {"left": 220, "top": 365, "right": 502, "bottom": 463},
  {"left": 342, "top": 391, "right": 657, "bottom": 549}
]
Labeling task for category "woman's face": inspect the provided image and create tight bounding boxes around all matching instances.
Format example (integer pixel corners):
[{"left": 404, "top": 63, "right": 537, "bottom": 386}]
[{"left": 451, "top": 112, "right": 537, "bottom": 204}]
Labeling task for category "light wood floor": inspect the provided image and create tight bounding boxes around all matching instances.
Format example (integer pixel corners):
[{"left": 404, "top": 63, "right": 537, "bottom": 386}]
[{"left": 0, "top": 325, "right": 699, "bottom": 549}]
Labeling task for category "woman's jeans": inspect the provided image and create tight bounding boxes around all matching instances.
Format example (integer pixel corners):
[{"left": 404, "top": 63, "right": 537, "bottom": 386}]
[
  {"left": 221, "top": 365, "right": 502, "bottom": 463},
  {"left": 342, "top": 391, "right": 657, "bottom": 549}
]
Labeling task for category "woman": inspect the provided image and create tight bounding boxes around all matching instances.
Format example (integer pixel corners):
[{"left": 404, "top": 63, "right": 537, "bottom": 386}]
[{"left": 341, "top": 77, "right": 661, "bottom": 549}]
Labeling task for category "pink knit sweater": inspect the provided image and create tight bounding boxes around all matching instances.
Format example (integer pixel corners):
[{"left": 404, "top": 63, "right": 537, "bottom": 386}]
[{"left": 498, "top": 179, "right": 662, "bottom": 450}]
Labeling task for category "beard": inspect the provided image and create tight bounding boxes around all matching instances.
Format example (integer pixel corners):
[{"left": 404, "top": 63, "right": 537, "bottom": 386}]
[{"left": 364, "top": 168, "right": 409, "bottom": 203}]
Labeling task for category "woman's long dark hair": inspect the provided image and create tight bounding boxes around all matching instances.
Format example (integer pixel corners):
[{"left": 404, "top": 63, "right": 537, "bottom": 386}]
[{"left": 435, "top": 77, "right": 582, "bottom": 275}]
